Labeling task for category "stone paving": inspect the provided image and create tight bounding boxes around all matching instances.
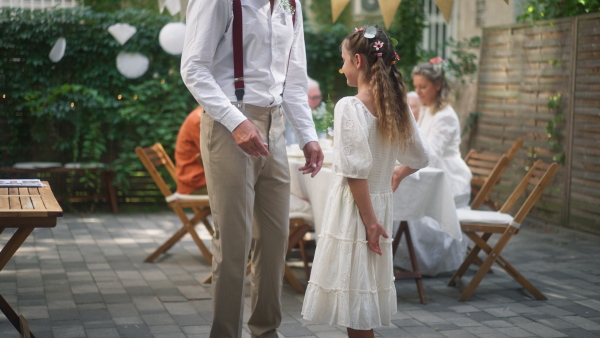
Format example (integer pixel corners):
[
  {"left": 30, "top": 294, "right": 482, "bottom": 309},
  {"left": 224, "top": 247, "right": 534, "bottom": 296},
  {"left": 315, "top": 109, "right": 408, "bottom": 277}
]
[{"left": 1, "top": 212, "right": 599, "bottom": 337}]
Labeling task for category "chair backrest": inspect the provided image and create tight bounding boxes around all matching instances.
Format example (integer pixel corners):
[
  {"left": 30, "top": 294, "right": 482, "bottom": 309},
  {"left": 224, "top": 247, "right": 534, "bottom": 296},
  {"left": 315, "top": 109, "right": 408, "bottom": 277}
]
[
  {"left": 506, "top": 138, "right": 523, "bottom": 161},
  {"left": 500, "top": 160, "right": 559, "bottom": 224},
  {"left": 469, "top": 154, "right": 509, "bottom": 210},
  {"left": 465, "top": 138, "right": 523, "bottom": 186},
  {"left": 135, "top": 143, "right": 177, "bottom": 199},
  {"left": 465, "top": 150, "right": 507, "bottom": 187}
]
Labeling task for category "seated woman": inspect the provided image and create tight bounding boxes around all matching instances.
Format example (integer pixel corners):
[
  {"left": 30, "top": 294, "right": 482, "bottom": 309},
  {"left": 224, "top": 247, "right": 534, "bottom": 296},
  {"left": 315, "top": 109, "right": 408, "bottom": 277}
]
[{"left": 394, "top": 59, "right": 472, "bottom": 276}]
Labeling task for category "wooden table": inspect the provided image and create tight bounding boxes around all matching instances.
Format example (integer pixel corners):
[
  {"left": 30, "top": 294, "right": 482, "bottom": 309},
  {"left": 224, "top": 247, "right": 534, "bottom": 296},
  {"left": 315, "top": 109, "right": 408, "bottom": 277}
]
[
  {"left": 0, "top": 167, "right": 119, "bottom": 213},
  {"left": 0, "top": 182, "right": 63, "bottom": 338}
]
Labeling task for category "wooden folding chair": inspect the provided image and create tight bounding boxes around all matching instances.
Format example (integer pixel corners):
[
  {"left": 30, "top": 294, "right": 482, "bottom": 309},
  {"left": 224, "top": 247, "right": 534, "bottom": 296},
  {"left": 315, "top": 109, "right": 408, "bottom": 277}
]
[
  {"left": 466, "top": 138, "right": 523, "bottom": 210},
  {"left": 448, "top": 160, "right": 559, "bottom": 301},
  {"left": 135, "top": 143, "right": 214, "bottom": 264}
]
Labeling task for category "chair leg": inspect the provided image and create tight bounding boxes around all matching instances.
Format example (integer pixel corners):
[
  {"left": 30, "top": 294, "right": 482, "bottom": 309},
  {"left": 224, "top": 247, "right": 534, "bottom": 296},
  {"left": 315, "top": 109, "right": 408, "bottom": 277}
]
[
  {"left": 173, "top": 206, "right": 212, "bottom": 265},
  {"left": 448, "top": 232, "right": 491, "bottom": 287},
  {"left": 470, "top": 241, "right": 547, "bottom": 301},
  {"left": 145, "top": 206, "right": 213, "bottom": 264},
  {"left": 192, "top": 207, "right": 214, "bottom": 236},
  {"left": 458, "top": 231, "right": 514, "bottom": 301},
  {"left": 298, "top": 239, "right": 310, "bottom": 281},
  {"left": 402, "top": 222, "right": 426, "bottom": 304},
  {"left": 144, "top": 225, "right": 188, "bottom": 262},
  {"left": 284, "top": 264, "right": 304, "bottom": 293},
  {"left": 494, "top": 255, "right": 547, "bottom": 300},
  {"left": 186, "top": 224, "right": 213, "bottom": 265}
]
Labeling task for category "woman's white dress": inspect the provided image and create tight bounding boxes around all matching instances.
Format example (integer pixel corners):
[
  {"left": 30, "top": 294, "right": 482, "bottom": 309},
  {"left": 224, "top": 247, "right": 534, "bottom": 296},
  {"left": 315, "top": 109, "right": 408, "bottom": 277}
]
[
  {"left": 394, "top": 104, "right": 472, "bottom": 276},
  {"left": 301, "top": 97, "right": 429, "bottom": 330}
]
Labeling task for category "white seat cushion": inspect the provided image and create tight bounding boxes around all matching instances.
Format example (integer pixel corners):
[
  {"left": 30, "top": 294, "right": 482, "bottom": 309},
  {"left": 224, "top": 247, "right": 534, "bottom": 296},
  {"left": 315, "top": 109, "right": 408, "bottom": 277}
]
[
  {"left": 457, "top": 209, "right": 520, "bottom": 228},
  {"left": 290, "top": 194, "right": 313, "bottom": 223},
  {"left": 165, "top": 192, "right": 210, "bottom": 203}
]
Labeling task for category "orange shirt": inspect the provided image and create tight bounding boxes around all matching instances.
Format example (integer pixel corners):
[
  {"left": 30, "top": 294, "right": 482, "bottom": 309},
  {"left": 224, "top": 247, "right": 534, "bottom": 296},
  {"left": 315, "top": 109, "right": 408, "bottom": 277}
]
[{"left": 175, "top": 107, "right": 206, "bottom": 194}]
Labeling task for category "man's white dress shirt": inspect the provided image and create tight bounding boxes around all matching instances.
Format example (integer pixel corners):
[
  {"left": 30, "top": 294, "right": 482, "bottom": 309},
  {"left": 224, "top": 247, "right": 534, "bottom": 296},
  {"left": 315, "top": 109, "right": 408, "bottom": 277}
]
[{"left": 181, "top": 0, "right": 317, "bottom": 148}]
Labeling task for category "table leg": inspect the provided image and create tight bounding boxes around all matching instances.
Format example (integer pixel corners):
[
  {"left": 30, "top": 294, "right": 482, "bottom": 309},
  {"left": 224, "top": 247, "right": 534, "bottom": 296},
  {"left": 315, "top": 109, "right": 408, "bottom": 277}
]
[
  {"left": 0, "top": 294, "right": 36, "bottom": 338},
  {"left": 393, "top": 221, "right": 427, "bottom": 304},
  {"left": 0, "top": 228, "right": 34, "bottom": 271},
  {"left": 103, "top": 171, "right": 119, "bottom": 213}
]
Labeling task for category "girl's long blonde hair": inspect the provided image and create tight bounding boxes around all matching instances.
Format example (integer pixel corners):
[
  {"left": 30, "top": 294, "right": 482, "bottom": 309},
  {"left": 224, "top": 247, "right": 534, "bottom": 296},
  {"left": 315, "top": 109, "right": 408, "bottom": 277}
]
[{"left": 343, "top": 26, "right": 413, "bottom": 146}]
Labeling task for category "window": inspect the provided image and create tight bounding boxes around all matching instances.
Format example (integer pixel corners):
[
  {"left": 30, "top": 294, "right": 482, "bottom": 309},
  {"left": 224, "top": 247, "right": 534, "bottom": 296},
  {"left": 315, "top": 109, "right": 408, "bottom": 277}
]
[{"left": 421, "top": 0, "right": 456, "bottom": 60}]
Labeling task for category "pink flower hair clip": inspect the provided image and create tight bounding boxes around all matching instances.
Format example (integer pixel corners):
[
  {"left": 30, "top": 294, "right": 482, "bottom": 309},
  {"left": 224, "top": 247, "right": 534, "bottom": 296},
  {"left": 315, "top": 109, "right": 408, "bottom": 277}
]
[
  {"left": 373, "top": 41, "right": 384, "bottom": 51},
  {"left": 429, "top": 56, "right": 443, "bottom": 64},
  {"left": 354, "top": 27, "right": 365, "bottom": 32},
  {"left": 429, "top": 56, "right": 444, "bottom": 72}
]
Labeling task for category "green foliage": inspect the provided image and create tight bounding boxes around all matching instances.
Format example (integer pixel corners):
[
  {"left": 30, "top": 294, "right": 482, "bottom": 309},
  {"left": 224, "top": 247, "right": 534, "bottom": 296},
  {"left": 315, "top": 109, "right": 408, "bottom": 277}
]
[
  {"left": 461, "top": 111, "right": 482, "bottom": 137},
  {"left": 546, "top": 95, "right": 566, "bottom": 164},
  {"left": 517, "top": 0, "right": 600, "bottom": 22},
  {"left": 305, "top": 23, "right": 356, "bottom": 101},
  {"left": 0, "top": 8, "right": 197, "bottom": 190},
  {"left": 311, "top": 95, "right": 335, "bottom": 135},
  {"left": 386, "top": 0, "right": 427, "bottom": 84},
  {"left": 444, "top": 37, "right": 481, "bottom": 85},
  {"left": 112, "top": 72, "right": 196, "bottom": 189}
]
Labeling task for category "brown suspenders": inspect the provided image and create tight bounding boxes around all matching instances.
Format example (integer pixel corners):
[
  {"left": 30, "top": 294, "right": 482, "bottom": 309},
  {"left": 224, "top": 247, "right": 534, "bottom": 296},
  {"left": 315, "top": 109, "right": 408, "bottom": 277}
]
[{"left": 231, "top": 0, "right": 297, "bottom": 105}]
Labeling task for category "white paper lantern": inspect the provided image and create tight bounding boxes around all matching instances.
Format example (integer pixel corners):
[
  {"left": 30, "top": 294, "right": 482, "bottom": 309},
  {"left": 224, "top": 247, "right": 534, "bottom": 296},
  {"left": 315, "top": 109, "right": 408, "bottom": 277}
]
[
  {"left": 159, "top": 22, "right": 186, "bottom": 55},
  {"left": 116, "top": 51, "right": 149, "bottom": 79},
  {"left": 49, "top": 37, "right": 66, "bottom": 63},
  {"left": 108, "top": 23, "right": 137, "bottom": 45}
]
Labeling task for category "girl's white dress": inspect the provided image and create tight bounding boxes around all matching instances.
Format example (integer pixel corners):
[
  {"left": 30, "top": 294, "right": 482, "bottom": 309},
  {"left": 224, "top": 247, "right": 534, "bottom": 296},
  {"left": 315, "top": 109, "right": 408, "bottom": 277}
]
[
  {"left": 394, "top": 104, "right": 471, "bottom": 276},
  {"left": 301, "top": 97, "right": 429, "bottom": 330}
]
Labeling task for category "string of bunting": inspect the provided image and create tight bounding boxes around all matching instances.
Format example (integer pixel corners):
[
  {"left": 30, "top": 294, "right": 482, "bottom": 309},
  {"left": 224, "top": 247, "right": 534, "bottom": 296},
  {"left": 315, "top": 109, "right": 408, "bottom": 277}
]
[{"left": 332, "top": 0, "right": 509, "bottom": 28}]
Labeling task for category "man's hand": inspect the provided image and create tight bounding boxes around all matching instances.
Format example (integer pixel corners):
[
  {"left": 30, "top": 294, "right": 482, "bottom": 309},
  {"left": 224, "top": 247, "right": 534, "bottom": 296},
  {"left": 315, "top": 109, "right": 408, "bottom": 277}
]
[
  {"left": 231, "top": 120, "right": 270, "bottom": 157},
  {"left": 366, "top": 223, "right": 389, "bottom": 256},
  {"left": 298, "top": 141, "right": 324, "bottom": 177}
]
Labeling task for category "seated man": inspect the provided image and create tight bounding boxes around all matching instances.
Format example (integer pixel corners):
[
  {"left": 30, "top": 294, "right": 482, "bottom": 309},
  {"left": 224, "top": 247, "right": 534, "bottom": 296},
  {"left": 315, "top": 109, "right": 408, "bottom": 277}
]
[{"left": 175, "top": 106, "right": 207, "bottom": 195}]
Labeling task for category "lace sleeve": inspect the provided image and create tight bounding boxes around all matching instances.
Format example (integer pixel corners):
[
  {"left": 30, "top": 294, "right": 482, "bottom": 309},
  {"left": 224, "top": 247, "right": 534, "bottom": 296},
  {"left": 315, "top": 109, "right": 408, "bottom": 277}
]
[{"left": 332, "top": 97, "right": 372, "bottom": 179}]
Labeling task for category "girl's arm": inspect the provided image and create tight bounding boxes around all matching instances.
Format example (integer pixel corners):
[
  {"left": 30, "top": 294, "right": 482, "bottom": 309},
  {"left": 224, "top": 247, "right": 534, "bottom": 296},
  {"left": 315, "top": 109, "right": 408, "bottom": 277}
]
[
  {"left": 392, "top": 165, "right": 419, "bottom": 192},
  {"left": 347, "top": 178, "right": 388, "bottom": 256}
]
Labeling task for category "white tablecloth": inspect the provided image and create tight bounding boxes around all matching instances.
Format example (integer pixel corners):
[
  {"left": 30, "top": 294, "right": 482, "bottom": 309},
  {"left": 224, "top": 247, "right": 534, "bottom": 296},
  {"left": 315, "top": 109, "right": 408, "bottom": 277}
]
[{"left": 288, "top": 160, "right": 462, "bottom": 267}]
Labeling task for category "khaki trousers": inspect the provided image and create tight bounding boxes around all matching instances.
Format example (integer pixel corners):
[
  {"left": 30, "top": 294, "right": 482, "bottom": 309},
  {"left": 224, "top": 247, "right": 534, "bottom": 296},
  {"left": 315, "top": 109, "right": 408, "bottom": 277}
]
[{"left": 201, "top": 105, "right": 290, "bottom": 338}]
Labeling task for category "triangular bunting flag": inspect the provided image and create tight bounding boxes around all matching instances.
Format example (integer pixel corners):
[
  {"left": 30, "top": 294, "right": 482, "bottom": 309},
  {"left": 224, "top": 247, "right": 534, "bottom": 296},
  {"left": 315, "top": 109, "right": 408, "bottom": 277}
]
[
  {"left": 378, "top": 0, "right": 402, "bottom": 29},
  {"left": 434, "top": 0, "right": 453, "bottom": 24},
  {"left": 332, "top": 0, "right": 351, "bottom": 23}
]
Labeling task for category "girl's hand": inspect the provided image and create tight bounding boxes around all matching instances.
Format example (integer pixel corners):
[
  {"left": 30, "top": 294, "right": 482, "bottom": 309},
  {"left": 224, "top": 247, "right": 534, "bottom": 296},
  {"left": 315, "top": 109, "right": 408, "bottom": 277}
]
[
  {"left": 366, "top": 223, "right": 389, "bottom": 256},
  {"left": 392, "top": 165, "right": 419, "bottom": 192},
  {"left": 391, "top": 169, "right": 403, "bottom": 192}
]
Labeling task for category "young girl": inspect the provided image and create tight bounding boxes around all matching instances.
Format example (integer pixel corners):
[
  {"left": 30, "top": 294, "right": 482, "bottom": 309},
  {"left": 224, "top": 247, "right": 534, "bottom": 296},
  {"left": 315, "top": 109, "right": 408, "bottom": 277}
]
[{"left": 301, "top": 26, "right": 430, "bottom": 337}]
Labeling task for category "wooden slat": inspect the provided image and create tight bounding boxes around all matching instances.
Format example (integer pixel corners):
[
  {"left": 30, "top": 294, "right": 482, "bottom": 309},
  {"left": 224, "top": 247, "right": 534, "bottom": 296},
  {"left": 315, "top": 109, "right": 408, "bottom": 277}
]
[
  {"left": 8, "top": 196, "right": 21, "bottom": 209},
  {"left": 37, "top": 183, "right": 63, "bottom": 215},
  {"left": 20, "top": 196, "right": 34, "bottom": 210},
  {"left": 0, "top": 196, "right": 9, "bottom": 211},
  {"left": 29, "top": 196, "right": 45, "bottom": 210}
]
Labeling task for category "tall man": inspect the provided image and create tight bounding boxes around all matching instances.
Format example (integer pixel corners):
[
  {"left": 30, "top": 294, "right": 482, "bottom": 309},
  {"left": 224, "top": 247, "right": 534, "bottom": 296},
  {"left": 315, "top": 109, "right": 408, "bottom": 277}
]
[{"left": 181, "top": 1, "right": 323, "bottom": 337}]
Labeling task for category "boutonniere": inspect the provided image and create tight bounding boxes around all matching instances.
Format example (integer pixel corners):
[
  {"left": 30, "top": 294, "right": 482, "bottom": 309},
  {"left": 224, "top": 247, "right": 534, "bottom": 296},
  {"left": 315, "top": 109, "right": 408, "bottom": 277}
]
[{"left": 280, "top": 0, "right": 296, "bottom": 16}]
